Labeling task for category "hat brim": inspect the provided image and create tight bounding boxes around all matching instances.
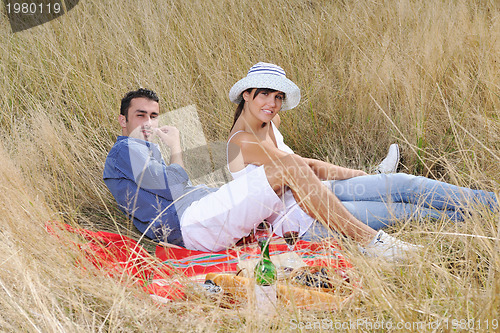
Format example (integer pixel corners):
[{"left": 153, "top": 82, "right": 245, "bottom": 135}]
[{"left": 228, "top": 74, "right": 300, "bottom": 111}]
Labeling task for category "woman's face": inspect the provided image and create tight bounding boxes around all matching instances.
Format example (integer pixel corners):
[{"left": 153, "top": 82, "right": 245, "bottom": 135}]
[{"left": 242, "top": 89, "right": 285, "bottom": 122}]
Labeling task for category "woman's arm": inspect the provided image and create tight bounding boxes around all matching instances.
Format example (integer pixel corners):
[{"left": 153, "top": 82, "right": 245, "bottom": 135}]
[
  {"left": 303, "top": 158, "right": 367, "bottom": 180},
  {"left": 229, "top": 132, "right": 290, "bottom": 167},
  {"left": 230, "top": 132, "right": 366, "bottom": 180}
]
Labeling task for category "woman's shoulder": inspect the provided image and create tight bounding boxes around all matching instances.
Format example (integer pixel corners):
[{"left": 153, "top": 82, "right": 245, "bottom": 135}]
[{"left": 227, "top": 130, "right": 255, "bottom": 145}]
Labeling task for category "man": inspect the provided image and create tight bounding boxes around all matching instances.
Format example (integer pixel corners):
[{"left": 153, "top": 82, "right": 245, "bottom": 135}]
[{"left": 103, "top": 88, "right": 416, "bottom": 260}]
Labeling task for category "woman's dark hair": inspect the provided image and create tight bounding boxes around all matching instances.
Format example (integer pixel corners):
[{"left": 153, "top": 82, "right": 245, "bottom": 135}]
[
  {"left": 230, "top": 88, "right": 285, "bottom": 131},
  {"left": 120, "top": 88, "right": 159, "bottom": 120}
]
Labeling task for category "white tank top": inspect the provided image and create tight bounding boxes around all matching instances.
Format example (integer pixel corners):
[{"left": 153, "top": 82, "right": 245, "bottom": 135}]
[
  {"left": 227, "top": 123, "right": 313, "bottom": 237},
  {"left": 227, "top": 122, "right": 294, "bottom": 179}
]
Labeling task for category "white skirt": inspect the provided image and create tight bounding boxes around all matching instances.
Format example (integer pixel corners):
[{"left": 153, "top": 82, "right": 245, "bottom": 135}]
[{"left": 180, "top": 165, "right": 285, "bottom": 252}]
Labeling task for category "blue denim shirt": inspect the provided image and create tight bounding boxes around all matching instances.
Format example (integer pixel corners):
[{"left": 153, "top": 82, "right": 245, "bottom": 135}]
[{"left": 103, "top": 136, "right": 216, "bottom": 246}]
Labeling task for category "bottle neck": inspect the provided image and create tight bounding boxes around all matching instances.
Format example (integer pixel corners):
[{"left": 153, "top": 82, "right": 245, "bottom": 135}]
[{"left": 259, "top": 239, "right": 271, "bottom": 259}]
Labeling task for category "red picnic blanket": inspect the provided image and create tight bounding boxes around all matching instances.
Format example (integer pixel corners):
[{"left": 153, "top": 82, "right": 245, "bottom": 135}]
[
  {"left": 155, "top": 239, "right": 352, "bottom": 278},
  {"left": 46, "top": 221, "right": 353, "bottom": 304}
]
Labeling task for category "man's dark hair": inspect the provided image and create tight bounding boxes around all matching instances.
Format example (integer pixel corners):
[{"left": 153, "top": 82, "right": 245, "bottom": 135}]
[{"left": 120, "top": 88, "right": 159, "bottom": 120}]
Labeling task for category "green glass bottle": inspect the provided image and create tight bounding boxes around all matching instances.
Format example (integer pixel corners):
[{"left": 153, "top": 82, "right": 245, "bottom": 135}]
[{"left": 254, "top": 237, "right": 277, "bottom": 311}]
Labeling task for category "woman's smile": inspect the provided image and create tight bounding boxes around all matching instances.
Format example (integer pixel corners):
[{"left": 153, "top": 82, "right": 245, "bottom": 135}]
[{"left": 243, "top": 89, "right": 284, "bottom": 123}]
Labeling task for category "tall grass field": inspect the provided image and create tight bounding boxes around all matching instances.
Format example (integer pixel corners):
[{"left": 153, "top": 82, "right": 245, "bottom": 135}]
[{"left": 0, "top": 0, "right": 499, "bottom": 331}]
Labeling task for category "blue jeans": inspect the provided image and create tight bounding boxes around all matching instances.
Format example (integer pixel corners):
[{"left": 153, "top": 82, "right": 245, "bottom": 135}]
[{"left": 301, "top": 173, "right": 498, "bottom": 242}]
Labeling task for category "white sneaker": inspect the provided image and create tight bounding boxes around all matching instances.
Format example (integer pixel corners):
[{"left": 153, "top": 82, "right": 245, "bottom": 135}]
[
  {"left": 360, "top": 230, "right": 421, "bottom": 262},
  {"left": 375, "top": 144, "right": 400, "bottom": 174}
]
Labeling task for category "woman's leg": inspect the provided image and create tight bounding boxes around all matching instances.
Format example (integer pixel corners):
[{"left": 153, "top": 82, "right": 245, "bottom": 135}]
[
  {"left": 292, "top": 199, "right": 456, "bottom": 243},
  {"left": 263, "top": 156, "right": 422, "bottom": 261},
  {"left": 323, "top": 174, "right": 498, "bottom": 216},
  {"left": 263, "top": 154, "right": 377, "bottom": 245}
]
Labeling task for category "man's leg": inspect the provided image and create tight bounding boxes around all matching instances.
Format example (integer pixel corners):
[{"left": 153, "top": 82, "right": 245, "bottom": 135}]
[
  {"left": 341, "top": 201, "right": 462, "bottom": 228},
  {"left": 374, "top": 143, "right": 400, "bottom": 174},
  {"left": 323, "top": 173, "right": 498, "bottom": 215}
]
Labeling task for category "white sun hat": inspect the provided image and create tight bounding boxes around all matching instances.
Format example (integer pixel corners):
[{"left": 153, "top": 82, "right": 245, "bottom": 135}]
[{"left": 228, "top": 62, "right": 301, "bottom": 111}]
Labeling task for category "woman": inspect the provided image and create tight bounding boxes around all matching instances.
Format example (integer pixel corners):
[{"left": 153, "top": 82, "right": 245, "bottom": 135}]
[{"left": 226, "top": 62, "right": 498, "bottom": 260}]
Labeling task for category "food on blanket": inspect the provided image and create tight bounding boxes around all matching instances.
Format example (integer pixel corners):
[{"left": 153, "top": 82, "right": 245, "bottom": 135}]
[
  {"left": 185, "top": 281, "right": 222, "bottom": 298},
  {"left": 202, "top": 280, "right": 222, "bottom": 294},
  {"left": 185, "top": 278, "right": 241, "bottom": 308},
  {"left": 206, "top": 273, "right": 250, "bottom": 299},
  {"left": 205, "top": 273, "right": 347, "bottom": 310},
  {"left": 293, "top": 267, "right": 333, "bottom": 288},
  {"left": 290, "top": 266, "right": 352, "bottom": 295},
  {"left": 276, "top": 283, "right": 344, "bottom": 309},
  {"left": 184, "top": 280, "right": 224, "bottom": 305}
]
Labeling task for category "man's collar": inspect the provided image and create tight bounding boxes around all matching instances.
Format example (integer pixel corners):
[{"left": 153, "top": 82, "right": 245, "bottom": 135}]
[{"left": 117, "top": 135, "right": 160, "bottom": 149}]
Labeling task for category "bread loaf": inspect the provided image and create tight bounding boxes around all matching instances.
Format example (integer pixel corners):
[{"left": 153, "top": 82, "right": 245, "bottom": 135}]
[
  {"left": 205, "top": 273, "right": 250, "bottom": 299},
  {"left": 205, "top": 273, "right": 346, "bottom": 310}
]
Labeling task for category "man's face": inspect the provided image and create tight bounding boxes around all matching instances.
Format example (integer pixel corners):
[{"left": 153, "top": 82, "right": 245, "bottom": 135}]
[{"left": 119, "top": 97, "right": 160, "bottom": 141}]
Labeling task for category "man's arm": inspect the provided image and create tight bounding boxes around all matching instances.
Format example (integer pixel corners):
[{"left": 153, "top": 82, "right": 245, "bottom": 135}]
[
  {"left": 154, "top": 126, "right": 184, "bottom": 168},
  {"left": 121, "top": 137, "right": 189, "bottom": 201}
]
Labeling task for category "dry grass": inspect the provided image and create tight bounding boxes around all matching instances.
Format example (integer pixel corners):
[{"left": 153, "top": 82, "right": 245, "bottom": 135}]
[{"left": 0, "top": 0, "right": 499, "bottom": 331}]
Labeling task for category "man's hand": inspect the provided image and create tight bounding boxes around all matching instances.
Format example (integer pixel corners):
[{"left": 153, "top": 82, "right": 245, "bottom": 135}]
[
  {"left": 155, "top": 126, "right": 180, "bottom": 148},
  {"left": 154, "top": 126, "right": 184, "bottom": 167}
]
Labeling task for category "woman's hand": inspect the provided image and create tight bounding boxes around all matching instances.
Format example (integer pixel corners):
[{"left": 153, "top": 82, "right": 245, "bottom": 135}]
[
  {"left": 303, "top": 158, "right": 367, "bottom": 180},
  {"left": 352, "top": 170, "right": 368, "bottom": 177}
]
